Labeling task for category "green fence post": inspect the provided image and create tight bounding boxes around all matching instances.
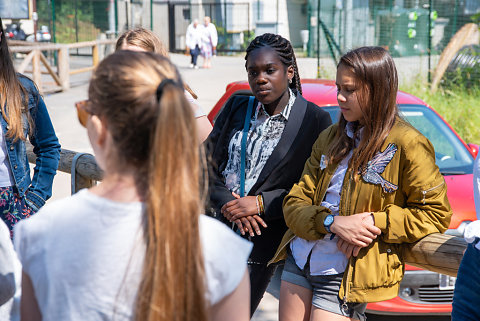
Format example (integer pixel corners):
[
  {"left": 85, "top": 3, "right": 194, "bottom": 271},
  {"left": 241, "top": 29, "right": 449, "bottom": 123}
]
[
  {"left": 316, "top": 0, "right": 321, "bottom": 78},
  {"left": 114, "top": 0, "right": 118, "bottom": 36},
  {"left": 428, "top": 0, "right": 432, "bottom": 83},
  {"left": 51, "top": 0, "right": 56, "bottom": 43},
  {"left": 150, "top": 0, "right": 153, "bottom": 30}
]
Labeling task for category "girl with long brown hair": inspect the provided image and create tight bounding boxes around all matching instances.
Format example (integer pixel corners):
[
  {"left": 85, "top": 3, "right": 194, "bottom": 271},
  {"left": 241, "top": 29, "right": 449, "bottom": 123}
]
[
  {"left": 273, "top": 46, "right": 452, "bottom": 321},
  {"left": 0, "top": 17, "right": 60, "bottom": 238},
  {"left": 116, "top": 28, "right": 213, "bottom": 142},
  {"left": 15, "top": 51, "right": 251, "bottom": 321}
]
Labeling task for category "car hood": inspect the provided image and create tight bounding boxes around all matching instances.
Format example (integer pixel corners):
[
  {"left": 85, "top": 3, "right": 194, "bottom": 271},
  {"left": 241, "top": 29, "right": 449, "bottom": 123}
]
[{"left": 444, "top": 173, "right": 476, "bottom": 229}]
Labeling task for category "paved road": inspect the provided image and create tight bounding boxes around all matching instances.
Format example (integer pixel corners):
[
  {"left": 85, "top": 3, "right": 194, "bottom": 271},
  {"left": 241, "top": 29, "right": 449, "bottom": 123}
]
[{"left": 39, "top": 52, "right": 449, "bottom": 321}]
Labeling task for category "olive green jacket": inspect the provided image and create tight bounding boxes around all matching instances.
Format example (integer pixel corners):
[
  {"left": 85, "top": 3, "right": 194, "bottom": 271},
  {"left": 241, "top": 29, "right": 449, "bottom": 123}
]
[{"left": 271, "top": 118, "right": 452, "bottom": 303}]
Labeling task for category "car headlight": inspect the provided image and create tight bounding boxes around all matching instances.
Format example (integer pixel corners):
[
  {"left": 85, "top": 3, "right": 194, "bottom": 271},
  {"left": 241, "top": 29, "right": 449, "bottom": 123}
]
[{"left": 445, "top": 221, "right": 472, "bottom": 237}]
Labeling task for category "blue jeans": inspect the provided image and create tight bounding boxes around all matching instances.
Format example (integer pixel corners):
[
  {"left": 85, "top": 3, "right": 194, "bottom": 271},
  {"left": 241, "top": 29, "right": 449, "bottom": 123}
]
[
  {"left": 190, "top": 45, "right": 200, "bottom": 66},
  {"left": 452, "top": 239, "right": 480, "bottom": 321}
]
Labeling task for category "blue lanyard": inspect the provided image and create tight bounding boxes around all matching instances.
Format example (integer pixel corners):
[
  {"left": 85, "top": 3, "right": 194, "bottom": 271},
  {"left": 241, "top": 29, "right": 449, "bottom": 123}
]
[{"left": 240, "top": 96, "right": 255, "bottom": 197}]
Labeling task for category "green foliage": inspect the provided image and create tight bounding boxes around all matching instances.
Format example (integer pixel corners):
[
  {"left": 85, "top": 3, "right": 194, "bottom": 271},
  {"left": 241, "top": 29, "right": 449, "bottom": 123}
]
[
  {"left": 400, "top": 81, "right": 480, "bottom": 144},
  {"left": 37, "top": 0, "right": 106, "bottom": 43}
]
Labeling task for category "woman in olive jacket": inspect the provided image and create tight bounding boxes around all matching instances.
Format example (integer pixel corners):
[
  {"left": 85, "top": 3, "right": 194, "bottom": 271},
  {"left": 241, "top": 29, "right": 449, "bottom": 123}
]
[{"left": 274, "top": 47, "right": 452, "bottom": 321}]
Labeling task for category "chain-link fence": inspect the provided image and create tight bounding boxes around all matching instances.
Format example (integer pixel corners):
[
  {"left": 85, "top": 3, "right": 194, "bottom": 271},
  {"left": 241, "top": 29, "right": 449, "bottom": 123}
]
[
  {"left": 307, "top": 0, "right": 480, "bottom": 86},
  {"left": 33, "top": 0, "right": 479, "bottom": 86}
]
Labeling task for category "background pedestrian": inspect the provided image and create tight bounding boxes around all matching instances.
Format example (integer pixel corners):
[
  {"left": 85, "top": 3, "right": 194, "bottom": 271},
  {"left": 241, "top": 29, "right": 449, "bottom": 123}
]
[
  {"left": 186, "top": 19, "right": 202, "bottom": 69},
  {"left": 201, "top": 16, "right": 218, "bottom": 68}
]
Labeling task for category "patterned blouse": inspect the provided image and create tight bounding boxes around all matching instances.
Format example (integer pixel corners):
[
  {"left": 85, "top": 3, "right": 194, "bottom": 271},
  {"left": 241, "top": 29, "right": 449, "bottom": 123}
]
[{"left": 222, "top": 89, "right": 296, "bottom": 195}]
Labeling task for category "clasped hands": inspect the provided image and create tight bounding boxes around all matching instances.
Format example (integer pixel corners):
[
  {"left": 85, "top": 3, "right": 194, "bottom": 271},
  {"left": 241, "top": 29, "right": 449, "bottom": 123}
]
[
  {"left": 221, "top": 192, "right": 267, "bottom": 237},
  {"left": 330, "top": 212, "right": 381, "bottom": 259}
]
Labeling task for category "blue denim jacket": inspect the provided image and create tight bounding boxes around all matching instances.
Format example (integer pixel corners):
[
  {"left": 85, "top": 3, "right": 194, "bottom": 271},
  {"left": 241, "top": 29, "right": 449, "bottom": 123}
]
[{"left": 0, "top": 75, "right": 61, "bottom": 211}]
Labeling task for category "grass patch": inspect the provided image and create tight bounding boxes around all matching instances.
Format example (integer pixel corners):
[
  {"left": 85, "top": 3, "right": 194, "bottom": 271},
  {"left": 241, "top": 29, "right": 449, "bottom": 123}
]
[{"left": 400, "top": 81, "right": 480, "bottom": 144}]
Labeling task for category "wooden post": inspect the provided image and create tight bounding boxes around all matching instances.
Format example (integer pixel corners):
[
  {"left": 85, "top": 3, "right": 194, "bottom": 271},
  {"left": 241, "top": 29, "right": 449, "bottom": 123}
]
[
  {"left": 404, "top": 233, "right": 467, "bottom": 277},
  {"left": 32, "top": 50, "right": 42, "bottom": 91},
  {"left": 26, "top": 144, "right": 103, "bottom": 194},
  {"left": 92, "top": 44, "right": 99, "bottom": 67},
  {"left": 57, "top": 47, "right": 70, "bottom": 91}
]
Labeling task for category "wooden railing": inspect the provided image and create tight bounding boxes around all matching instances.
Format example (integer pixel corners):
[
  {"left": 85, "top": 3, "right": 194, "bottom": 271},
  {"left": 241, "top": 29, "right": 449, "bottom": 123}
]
[
  {"left": 9, "top": 39, "right": 116, "bottom": 93},
  {"left": 25, "top": 146, "right": 467, "bottom": 276}
]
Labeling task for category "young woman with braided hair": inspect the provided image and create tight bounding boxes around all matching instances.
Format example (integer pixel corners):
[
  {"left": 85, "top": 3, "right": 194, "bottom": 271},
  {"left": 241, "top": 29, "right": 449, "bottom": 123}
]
[
  {"left": 15, "top": 51, "right": 251, "bottom": 321},
  {"left": 206, "top": 33, "right": 332, "bottom": 315}
]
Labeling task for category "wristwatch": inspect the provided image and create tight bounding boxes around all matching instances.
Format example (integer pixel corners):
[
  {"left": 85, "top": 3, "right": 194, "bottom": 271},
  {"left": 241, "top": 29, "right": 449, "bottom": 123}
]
[{"left": 323, "top": 214, "right": 335, "bottom": 233}]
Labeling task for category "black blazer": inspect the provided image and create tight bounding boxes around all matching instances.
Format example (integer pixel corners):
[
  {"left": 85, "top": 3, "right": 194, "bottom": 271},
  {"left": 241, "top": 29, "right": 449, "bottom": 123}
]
[{"left": 205, "top": 93, "right": 332, "bottom": 263}]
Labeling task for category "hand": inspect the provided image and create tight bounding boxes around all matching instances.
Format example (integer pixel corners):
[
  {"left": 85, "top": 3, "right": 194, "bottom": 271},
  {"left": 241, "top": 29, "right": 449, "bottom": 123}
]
[
  {"left": 330, "top": 212, "right": 381, "bottom": 247},
  {"left": 221, "top": 193, "right": 257, "bottom": 221},
  {"left": 336, "top": 237, "right": 362, "bottom": 258},
  {"left": 232, "top": 215, "right": 267, "bottom": 237}
]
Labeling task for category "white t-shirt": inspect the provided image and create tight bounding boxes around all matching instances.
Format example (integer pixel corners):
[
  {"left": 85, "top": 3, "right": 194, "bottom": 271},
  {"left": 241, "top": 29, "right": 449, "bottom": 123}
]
[
  {"left": 14, "top": 189, "right": 252, "bottom": 320},
  {"left": 0, "top": 130, "right": 15, "bottom": 187}
]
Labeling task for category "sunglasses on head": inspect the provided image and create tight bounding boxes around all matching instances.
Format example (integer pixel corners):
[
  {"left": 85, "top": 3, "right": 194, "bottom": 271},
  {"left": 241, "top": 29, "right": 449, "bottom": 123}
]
[{"left": 75, "top": 100, "right": 92, "bottom": 128}]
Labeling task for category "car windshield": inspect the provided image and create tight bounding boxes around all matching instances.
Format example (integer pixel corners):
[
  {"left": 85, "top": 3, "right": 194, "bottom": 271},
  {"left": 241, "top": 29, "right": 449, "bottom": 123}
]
[{"left": 323, "top": 104, "right": 474, "bottom": 175}]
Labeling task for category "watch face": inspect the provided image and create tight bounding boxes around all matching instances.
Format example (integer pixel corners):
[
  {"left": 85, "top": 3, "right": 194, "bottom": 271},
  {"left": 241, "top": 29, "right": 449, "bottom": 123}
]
[{"left": 324, "top": 215, "right": 334, "bottom": 226}]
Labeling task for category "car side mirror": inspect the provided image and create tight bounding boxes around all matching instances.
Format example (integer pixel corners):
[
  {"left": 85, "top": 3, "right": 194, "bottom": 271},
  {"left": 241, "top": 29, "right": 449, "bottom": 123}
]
[{"left": 467, "top": 143, "right": 479, "bottom": 159}]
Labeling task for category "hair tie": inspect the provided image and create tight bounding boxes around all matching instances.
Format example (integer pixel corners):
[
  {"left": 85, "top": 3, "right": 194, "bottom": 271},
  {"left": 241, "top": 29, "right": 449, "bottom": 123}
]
[{"left": 156, "top": 79, "right": 178, "bottom": 101}]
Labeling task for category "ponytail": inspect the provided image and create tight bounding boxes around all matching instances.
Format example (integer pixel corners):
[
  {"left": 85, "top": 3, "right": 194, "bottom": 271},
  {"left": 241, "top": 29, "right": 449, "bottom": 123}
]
[{"left": 135, "top": 81, "right": 208, "bottom": 321}]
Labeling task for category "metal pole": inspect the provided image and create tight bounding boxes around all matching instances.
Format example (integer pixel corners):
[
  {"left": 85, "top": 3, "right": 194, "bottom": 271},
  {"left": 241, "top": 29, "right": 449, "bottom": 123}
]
[
  {"left": 276, "top": 0, "right": 279, "bottom": 34},
  {"left": 428, "top": 0, "right": 432, "bottom": 83},
  {"left": 33, "top": 0, "right": 38, "bottom": 42},
  {"left": 51, "top": 0, "right": 56, "bottom": 43},
  {"left": 452, "top": 0, "right": 458, "bottom": 38},
  {"left": 114, "top": 0, "right": 118, "bottom": 36},
  {"left": 317, "top": 0, "right": 321, "bottom": 78},
  {"left": 75, "top": 0, "right": 79, "bottom": 53},
  {"left": 150, "top": 0, "right": 153, "bottom": 30}
]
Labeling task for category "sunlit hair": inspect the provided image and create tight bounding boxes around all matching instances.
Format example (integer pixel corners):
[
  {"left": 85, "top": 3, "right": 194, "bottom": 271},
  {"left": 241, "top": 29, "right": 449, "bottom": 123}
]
[
  {"left": 327, "top": 46, "right": 399, "bottom": 174},
  {"left": 245, "top": 33, "right": 302, "bottom": 95},
  {"left": 0, "top": 16, "right": 31, "bottom": 141},
  {"left": 88, "top": 51, "right": 208, "bottom": 321},
  {"left": 116, "top": 28, "right": 197, "bottom": 99}
]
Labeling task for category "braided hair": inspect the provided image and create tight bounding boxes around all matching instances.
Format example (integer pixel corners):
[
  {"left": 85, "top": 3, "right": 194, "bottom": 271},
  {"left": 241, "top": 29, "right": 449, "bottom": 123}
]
[{"left": 245, "top": 33, "right": 302, "bottom": 95}]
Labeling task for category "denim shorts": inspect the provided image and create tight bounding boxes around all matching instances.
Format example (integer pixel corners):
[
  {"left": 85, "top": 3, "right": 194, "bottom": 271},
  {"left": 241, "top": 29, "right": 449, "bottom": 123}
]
[{"left": 281, "top": 253, "right": 367, "bottom": 321}]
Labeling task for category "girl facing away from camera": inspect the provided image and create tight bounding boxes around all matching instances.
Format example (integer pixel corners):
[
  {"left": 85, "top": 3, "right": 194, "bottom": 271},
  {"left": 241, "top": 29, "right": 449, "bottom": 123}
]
[
  {"left": 271, "top": 46, "right": 452, "bottom": 321},
  {"left": 206, "top": 33, "right": 332, "bottom": 316},
  {"left": 14, "top": 51, "right": 251, "bottom": 321},
  {"left": 0, "top": 17, "right": 61, "bottom": 238},
  {"left": 116, "top": 28, "right": 212, "bottom": 142}
]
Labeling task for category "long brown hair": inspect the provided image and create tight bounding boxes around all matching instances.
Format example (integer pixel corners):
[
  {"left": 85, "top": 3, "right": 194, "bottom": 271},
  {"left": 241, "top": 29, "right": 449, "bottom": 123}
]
[
  {"left": 327, "top": 46, "right": 398, "bottom": 173},
  {"left": 0, "top": 17, "right": 29, "bottom": 141},
  {"left": 116, "top": 28, "right": 198, "bottom": 99},
  {"left": 88, "top": 51, "right": 208, "bottom": 321}
]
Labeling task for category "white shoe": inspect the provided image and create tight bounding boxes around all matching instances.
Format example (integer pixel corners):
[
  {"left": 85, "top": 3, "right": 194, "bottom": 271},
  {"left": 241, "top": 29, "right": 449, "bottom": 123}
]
[
  {"left": 189, "top": 63, "right": 194, "bottom": 68},
  {"left": 194, "top": 66, "right": 199, "bottom": 70}
]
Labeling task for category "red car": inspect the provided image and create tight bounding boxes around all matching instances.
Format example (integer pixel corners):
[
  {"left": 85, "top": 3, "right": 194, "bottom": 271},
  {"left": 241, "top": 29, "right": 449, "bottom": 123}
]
[{"left": 208, "top": 79, "right": 478, "bottom": 316}]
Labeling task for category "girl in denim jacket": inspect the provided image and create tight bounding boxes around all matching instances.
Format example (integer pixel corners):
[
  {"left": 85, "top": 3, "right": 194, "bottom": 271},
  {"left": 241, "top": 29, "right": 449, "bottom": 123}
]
[{"left": 0, "top": 18, "right": 61, "bottom": 238}]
